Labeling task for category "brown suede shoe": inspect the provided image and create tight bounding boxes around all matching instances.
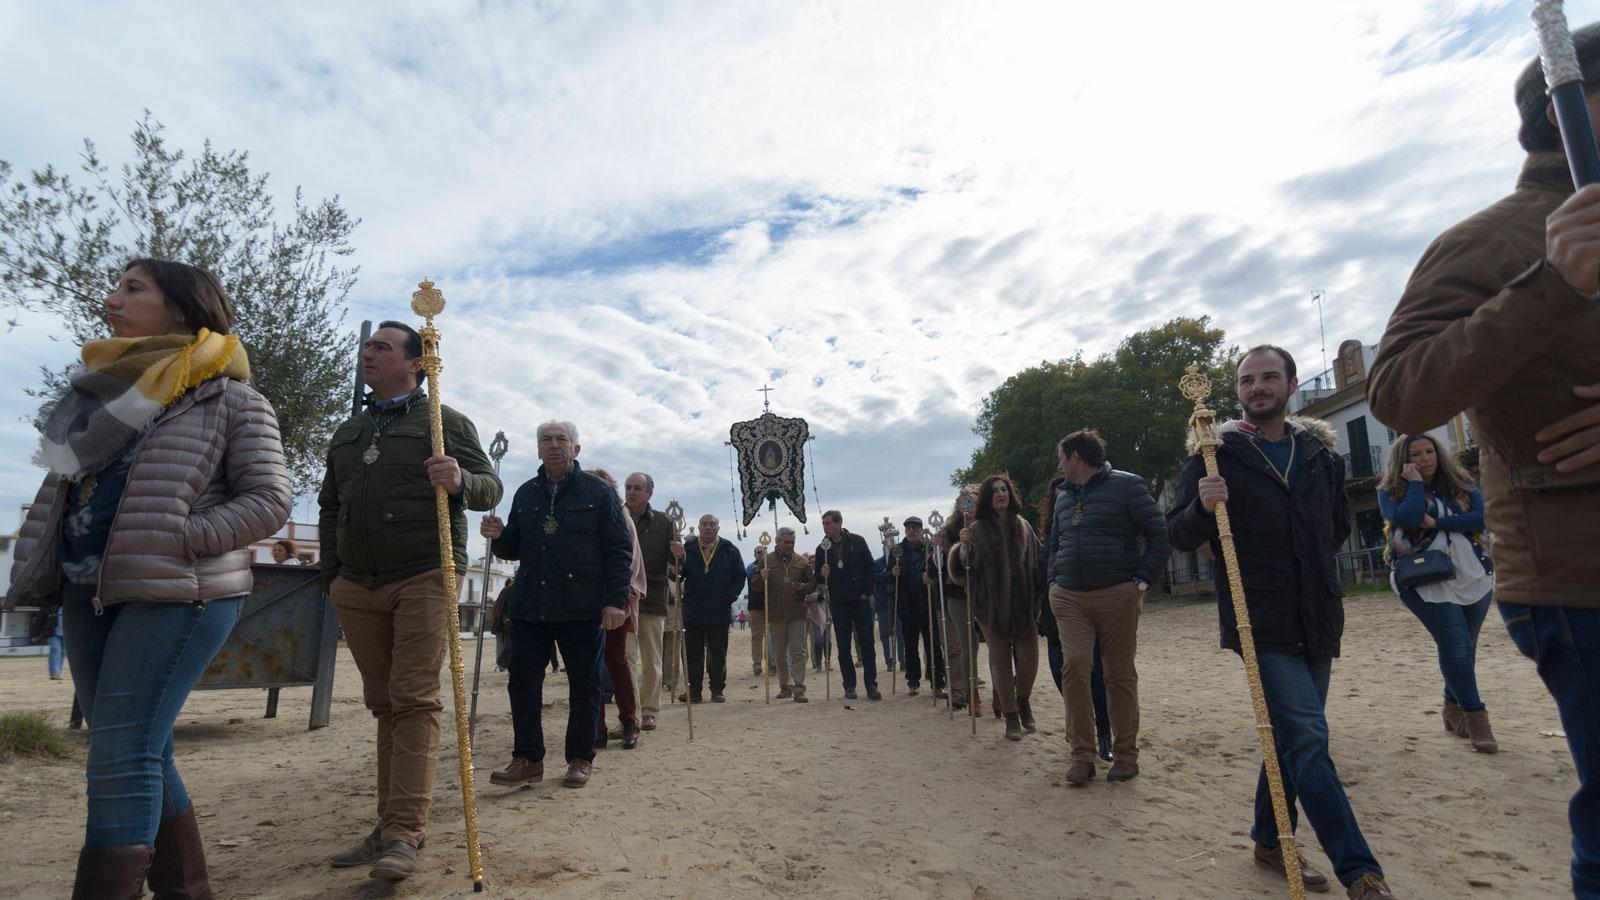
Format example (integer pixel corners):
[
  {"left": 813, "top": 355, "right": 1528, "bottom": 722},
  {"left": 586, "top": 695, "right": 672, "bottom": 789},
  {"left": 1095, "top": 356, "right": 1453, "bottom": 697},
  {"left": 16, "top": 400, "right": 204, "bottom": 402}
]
[
  {"left": 489, "top": 757, "right": 544, "bottom": 786},
  {"left": 776, "top": 685, "right": 793, "bottom": 700},
  {"left": 1463, "top": 709, "right": 1498, "bottom": 753},
  {"left": 1065, "top": 760, "right": 1095, "bottom": 787},
  {"left": 149, "top": 806, "right": 213, "bottom": 899},
  {"left": 1253, "top": 842, "right": 1331, "bottom": 893},
  {"left": 73, "top": 845, "right": 153, "bottom": 900},
  {"left": 793, "top": 685, "right": 808, "bottom": 703},
  {"left": 1106, "top": 757, "right": 1140, "bottom": 782},
  {"left": 1346, "top": 873, "right": 1398, "bottom": 899},
  {"left": 562, "top": 759, "right": 593, "bottom": 788},
  {"left": 1442, "top": 698, "right": 1463, "bottom": 735}
]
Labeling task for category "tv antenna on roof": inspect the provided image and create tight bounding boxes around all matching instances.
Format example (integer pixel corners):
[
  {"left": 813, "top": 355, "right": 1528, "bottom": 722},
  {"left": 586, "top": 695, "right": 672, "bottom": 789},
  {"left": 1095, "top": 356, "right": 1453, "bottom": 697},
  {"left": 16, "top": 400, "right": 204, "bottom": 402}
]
[{"left": 1311, "top": 290, "right": 1329, "bottom": 379}]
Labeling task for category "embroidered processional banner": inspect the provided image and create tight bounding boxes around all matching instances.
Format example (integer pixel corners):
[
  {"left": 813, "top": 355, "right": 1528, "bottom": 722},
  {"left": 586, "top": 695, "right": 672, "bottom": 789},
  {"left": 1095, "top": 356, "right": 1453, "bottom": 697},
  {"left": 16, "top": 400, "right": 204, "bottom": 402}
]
[{"left": 729, "top": 411, "right": 809, "bottom": 527}]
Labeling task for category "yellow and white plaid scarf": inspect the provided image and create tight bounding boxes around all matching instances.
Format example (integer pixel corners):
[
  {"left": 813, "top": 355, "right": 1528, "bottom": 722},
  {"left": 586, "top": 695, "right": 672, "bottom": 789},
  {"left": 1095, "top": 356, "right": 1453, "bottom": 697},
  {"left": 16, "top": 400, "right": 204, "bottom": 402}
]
[{"left": 35, "top": 328, "right": 251, "bottom": 478}]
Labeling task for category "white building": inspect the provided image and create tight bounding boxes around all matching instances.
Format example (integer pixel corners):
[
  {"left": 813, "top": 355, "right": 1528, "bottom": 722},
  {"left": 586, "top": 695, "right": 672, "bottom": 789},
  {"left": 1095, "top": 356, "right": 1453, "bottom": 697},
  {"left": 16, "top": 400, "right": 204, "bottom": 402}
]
[
  {"left": 0, "top": 504, "right": 44, "bottom": 656},
  {"left": 1291, "top": 339, "right": 1474, "bottom": 583},
  {"left": 458, "top": 555, "right": 515, "bottom": 635}
]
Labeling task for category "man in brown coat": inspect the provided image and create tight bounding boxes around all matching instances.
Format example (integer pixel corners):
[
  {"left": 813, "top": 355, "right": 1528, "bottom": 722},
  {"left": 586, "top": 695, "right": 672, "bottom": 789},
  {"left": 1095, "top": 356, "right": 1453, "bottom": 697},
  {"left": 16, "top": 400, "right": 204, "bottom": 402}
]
[
  {"left": 625, "top": 472, "right": 681, "bottom": 731},
  {"left": 755, "top": 527, "right": 817, "bottom": 701},
  {"left": 1369, "top": 27, "right": 1600, "bottom": 897}
]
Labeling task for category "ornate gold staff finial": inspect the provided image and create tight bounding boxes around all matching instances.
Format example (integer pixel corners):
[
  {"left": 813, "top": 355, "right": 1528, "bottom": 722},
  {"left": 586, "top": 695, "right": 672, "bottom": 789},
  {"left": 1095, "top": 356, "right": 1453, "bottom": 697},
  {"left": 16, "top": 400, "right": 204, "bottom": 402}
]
[
  {"left": 1177, "top": 361, "right": 1305, "bottom": 899},
  {"left": 410, "top": 278, "right": 487, "bottom": 892}
]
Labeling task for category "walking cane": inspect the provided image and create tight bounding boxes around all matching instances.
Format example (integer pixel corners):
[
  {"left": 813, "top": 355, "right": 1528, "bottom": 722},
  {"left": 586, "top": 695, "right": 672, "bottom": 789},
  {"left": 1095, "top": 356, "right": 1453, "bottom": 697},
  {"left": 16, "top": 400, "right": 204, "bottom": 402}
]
[
  {"left": 929, "top": 510, "right": 953, "bottom": 718},
  {"left": 760, "top": 529, "right": 773, "bottom": 704},
  {"left": 1180, "top": 365, "right": 1305, "bottom": 898},
  {"left": 410, "top": 280, "right": 486, "bottom": 892},
  {"left": 468, "top": 431, "right": 508, "bottom": 748}
]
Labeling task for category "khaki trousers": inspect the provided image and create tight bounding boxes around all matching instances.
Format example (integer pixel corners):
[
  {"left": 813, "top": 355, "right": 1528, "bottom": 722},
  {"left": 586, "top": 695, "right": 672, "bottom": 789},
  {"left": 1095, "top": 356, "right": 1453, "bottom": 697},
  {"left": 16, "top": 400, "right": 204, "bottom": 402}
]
[
  {"left": 945, "top": 594, "right": 975, "bottom": 697},
  {"left": 771, "top": 619, "right": 809, "bottom": 687},
  {"left": 1050, "top": 583, "right": 1142, "bottom": 763},
  {"left": 749, "top": 609, "right": 768, "bottom": 672},
  {"left": 638, "top": 612, "right": 666, "bottom": 714},
  {"left": 980, "top": 627, "right": 1040, "bottom": 715},
  {"left": 331, "top": 571, "right": 447, "bottom": 847}
]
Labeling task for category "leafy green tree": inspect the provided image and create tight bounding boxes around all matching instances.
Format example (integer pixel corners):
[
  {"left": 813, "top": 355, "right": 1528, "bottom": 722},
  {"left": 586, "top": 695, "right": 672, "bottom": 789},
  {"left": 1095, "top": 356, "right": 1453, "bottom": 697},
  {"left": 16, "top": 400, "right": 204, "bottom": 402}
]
[
  {"left": 0, "top": 112, "right": 359, "bottom": 492},
  {"left": 956, "top": 316, "right": 1240, "bottom": 509}
]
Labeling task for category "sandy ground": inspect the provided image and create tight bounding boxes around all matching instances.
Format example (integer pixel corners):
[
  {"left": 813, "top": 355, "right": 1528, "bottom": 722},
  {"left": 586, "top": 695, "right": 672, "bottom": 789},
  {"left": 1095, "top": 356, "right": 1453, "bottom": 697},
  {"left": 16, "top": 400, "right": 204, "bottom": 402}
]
[{"left": 0, "top": 591, "right": 1580, "bottom": 899}]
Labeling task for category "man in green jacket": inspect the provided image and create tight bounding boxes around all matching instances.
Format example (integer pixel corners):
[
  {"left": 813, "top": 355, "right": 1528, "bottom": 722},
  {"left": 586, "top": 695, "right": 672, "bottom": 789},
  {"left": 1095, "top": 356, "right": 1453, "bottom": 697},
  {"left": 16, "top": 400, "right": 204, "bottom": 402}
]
[{"left": 318, "top": 320, "right": 501, "bottom": 882}]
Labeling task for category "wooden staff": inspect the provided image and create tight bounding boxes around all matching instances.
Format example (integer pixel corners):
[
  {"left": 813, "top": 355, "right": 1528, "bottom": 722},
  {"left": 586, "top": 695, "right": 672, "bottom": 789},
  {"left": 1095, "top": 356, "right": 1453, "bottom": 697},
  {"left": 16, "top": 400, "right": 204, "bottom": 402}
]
[
  {"left": 922, "top": 535, "right": 938, "bottom": 706},
  {"left": 679, "top": 585, "right": 694, "bottom": 741},
  {"left": 759, "top": 528, "right": 773, "bottom": 704},
  {"left": 957, "top": 494, "right": 978, "bottom": 735},
  {"left": 877, "top": 518, "right": 900, "bottom": 696},
  {"left": 468, "top": 430, "right": 508, "bottom": 748},
  {"left": 928, "top": 510, "right": 953, "bottom": 719},
  {"left": 410, "top": 279, "right": 485, "bottom": 892},
  {"left": 666, "top": 502, "right": 694, "bottom": 740},
  {"left": 1180, "top": 364, "right": 1304, "bottom": 899}
]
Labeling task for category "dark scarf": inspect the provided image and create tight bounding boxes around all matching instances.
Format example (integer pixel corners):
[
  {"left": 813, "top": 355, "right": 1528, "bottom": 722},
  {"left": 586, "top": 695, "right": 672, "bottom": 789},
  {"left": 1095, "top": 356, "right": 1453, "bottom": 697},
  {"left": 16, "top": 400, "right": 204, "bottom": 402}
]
[{"left": 967, "top": 513, "right": 1041, "bottom": 638}]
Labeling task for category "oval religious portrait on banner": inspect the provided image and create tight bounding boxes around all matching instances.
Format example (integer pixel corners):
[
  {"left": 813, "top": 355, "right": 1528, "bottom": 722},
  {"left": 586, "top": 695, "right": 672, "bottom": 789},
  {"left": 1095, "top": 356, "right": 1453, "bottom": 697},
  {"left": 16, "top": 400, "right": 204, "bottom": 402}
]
[{"left": 757, "top": 439, "right": 785, "bottom": 474}]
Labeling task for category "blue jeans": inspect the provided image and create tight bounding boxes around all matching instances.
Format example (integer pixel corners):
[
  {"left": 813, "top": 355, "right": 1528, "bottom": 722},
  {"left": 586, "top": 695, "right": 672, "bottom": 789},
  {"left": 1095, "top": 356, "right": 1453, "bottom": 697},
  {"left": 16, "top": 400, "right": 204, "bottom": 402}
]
[
  {"left": 47, "top": 634, "right": 64, "bottom": 678},
  {"left": 1396, "top": 585, "right": 1492, "bottom": 711},
  {"left": 1500, "top": 602, "right": 1600, "bottom": 898},
  {"left": 61, "top": 586, "right": 241, "bottom": 848},
  {"left": 1252, "top": 651, "right": 1382, "bottom": 888},
  {"left": 1048, "top": 638, "right": 1110, "bottom": 734},
  {"left": 830, "top": 600, "right": 878, "bottom": 691},
  {"left": 508, "top": 618, "right": 604, "bottom": 764}
]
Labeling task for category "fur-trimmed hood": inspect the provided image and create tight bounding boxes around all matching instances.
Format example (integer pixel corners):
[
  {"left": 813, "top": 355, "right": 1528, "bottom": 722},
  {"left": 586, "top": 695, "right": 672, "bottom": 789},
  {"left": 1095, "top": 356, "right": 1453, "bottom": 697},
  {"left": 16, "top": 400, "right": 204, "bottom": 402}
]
[{"left": 1188, "top": 415, "right": 1339, "bottom": 454}]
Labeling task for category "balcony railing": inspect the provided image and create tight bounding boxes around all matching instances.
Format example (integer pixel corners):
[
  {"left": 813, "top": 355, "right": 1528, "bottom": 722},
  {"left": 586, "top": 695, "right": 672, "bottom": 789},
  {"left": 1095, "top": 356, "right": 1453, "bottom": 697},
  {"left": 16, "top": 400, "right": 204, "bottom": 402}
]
[{"left": 1340, "top": 444, "right": 1385, "bottom": 479}]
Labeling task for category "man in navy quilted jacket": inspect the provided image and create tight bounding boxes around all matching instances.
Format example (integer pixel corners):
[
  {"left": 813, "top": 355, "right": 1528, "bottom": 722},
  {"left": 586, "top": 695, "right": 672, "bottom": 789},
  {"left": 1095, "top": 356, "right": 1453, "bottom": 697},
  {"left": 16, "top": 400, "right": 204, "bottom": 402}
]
[{"left": 1043, "top": 429, "right": 1169, "bottom": 787}]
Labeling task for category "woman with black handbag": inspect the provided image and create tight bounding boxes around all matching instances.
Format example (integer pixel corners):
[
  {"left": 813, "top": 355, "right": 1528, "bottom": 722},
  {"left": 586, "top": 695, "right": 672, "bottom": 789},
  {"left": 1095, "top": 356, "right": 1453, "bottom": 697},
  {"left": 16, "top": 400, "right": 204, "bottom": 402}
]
[{"left": 1378, "top": 434, "right": 1497, "bottom": 753}]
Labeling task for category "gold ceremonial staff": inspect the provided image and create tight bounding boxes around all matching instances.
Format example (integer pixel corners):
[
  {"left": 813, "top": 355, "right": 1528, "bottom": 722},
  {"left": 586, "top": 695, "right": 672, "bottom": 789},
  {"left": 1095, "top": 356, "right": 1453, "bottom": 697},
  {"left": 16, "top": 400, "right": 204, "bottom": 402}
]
[
  {"left": 1180, "top": 364, "right": 1305, "bottom": 900},
  {"left": 412, "top": 279, "right": 487, "bottom": 892}
]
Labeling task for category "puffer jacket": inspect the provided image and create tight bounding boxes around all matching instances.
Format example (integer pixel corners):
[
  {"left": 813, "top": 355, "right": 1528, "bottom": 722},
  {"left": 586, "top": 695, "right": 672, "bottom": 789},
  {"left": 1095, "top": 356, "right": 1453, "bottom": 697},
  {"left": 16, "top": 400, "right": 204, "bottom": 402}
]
[
  {"left": 1043, "top": 462, "right": 1171, "bottom": 591},
  {"left": 1167, "top": 417, "right": 1349, "bottom": 657},
  {"left": 7, "top": 377, "right": 293, "bottom": 611},
  {"left": 1370, "top": 154, "right": 1600, "bottom": 609}
]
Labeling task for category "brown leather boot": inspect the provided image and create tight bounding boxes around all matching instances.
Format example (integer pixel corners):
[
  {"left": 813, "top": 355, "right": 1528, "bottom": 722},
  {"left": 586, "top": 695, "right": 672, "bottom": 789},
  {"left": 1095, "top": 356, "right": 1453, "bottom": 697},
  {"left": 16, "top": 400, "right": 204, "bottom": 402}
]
[
  {"left": 1004, "top": 713, "right": 1023, "bottom": 741},
  {"left": 1065, "top": 759, "right": 1095, "bottom": 787},
  {"left": 149, "top": 806, "right": 212, "bottom": 899},
  {"left": 489, "top": 757, "right": 544, "bottom": 785},
  {"left": 1017, "top": 698, "right": 1037, "bottom": 733},
  {"left": 1442, "top": 699, "right": 1466, "bottom": 737},
  {"left": 1463, "top": 709, "right": 1498, "bottom": 753},
  {"left": 73, "top": 845, "right": 153, "bottom": 900}
]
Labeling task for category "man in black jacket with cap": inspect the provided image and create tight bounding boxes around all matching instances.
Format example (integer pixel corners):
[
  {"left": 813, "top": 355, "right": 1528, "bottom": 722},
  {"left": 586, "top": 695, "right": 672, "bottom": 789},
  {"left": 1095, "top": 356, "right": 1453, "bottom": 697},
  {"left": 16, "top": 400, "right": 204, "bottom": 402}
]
[{"left": 814, "top": 510, "right": 881, "bottom": 701}]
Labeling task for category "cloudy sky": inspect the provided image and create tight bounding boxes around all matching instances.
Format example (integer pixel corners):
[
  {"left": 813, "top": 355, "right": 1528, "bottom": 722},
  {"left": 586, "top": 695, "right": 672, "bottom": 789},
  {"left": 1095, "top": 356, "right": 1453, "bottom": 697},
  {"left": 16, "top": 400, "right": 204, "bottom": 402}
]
[{"left": 1, "top": 0, "right": 1592, "bottom": 565}]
